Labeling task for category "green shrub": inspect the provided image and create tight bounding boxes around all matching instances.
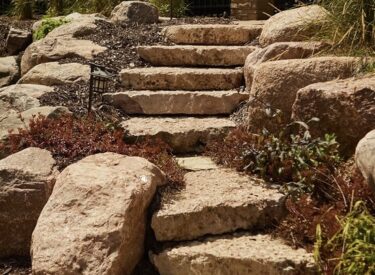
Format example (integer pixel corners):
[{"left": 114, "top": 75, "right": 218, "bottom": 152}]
[
  {"left": 317, "top": 0, "right": 375, "bottom": 54},
  {"left": 315, "top": 201, "right": 375, "bottom": 274},
  {"left": 33, "top": 17, "right": 69, "bottom": 40},
  {"left": 11, "top": 0, "right": 33, "bottom": 19},
  {"left": 149, "top": 0, "right": 188, "bottom": 17}
]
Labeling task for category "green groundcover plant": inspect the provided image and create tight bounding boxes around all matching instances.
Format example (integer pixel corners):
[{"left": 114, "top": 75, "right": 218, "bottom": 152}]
[{"left": 33, "top": 17, "right": 69, "bottom": 40}]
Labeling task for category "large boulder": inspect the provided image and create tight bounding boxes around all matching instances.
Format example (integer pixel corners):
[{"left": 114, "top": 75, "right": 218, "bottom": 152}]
[
  {"left": 19, "top": 62, "right": 90, "bottom": 86},
  {"left": 6, "top": 27, "right": 32, "bottom": 55},
  {"left": 356, "top": 130, "right": 375, "bottom": 191},
  {"left": 110, "top": 1, "right": 159, "bottom": 24},
  {"left": 248, "top": 56, "right": 359, "bottom": 131},
  {"left": 244, "top": 41, "right": 327, "bottom": 89},
  {"left": 22, "top": 13, "right": 107, "bottom": 75},
  {"left": 292, "top": 76, "right": 375, "bottom": 154},
  {"left": 0, "top": 56, "right": 19, "bottom": 88},
  {"left": 0, "top": 148, "right": 58, "bottom": 257},
  {"left": 259, "top": 5, "right": 329, "bottom": 47},
  {"left": 31, "top": 153, "right": 166, "bottom": 275}
]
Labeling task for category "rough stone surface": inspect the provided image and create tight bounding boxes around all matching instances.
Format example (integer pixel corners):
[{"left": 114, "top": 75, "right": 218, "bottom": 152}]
[
  {"left": 248, "top": 57, "right": 359, "bottom": 131},
  {"left": 152, "top": 169, "right": 285, "bottom": 241},
  {"left": 259, "top": 5, "right": 329, "bottom": 46},
  {"left": 176, "top": 156, "right": 218, "bottom": 171},
  {"left": 244, "top": 41, "right": 328, "bottom": 89},
  {"left": 31, "top": 153, "right": 166, "bottom": 275},
  {"left": 356, "top": 130, "right": 375, "bottom": 191},
  {"left": 0, "top": 84, "right": 53, "bottom": 113},
  {"left": 110, "top": 1, "right": 159, "bottom": 24},
  {"left": 120, "top": 67, "right": 244, "bottom": 91},
  {"left": 163, "top": 24, "right": 263, "bottom": 45},
  {"left": 19, "top": 62, "right": 90, "bottom": 86},
  {"left": 0, "top": 148, "right": 57, "bottom": 257},
  {"left": 137, "top": 45, "right": 257, "bottom": 67},
  {"left": 292, "top": 76, "right": 375, "bottom": 154},
  {"left": 122, "top": 117, "right": 235, "bottom": 153},
  {"left": 0, "top": 106, "right": 71, "bottom": 140},
  {"left": 6, "top": 27, "right": 32, "bottom": 55},
  {"left": 0, "top": 56, "right": 19, "bottom": 88},
  {"left": 151, "top": 234, "right": 317, "bottom": 275},
  {"left": 104, "top": 90, "right": 248, "bottom": 115}
]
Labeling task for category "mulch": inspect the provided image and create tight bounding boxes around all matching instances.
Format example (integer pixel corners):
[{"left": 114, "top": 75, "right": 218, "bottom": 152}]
[{"left": 0, "top": 257, "right": 31, "bottom": 275}]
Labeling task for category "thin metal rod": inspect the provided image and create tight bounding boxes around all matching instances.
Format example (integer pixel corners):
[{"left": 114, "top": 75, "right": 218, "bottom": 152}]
[{"left": 170, "top": 0, "right": 173, "bottom": 20}]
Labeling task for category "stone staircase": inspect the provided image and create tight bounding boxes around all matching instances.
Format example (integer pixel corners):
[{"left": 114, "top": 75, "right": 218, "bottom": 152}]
[{"left": 105, "top": 24, "right": 316, "bottom": 274}]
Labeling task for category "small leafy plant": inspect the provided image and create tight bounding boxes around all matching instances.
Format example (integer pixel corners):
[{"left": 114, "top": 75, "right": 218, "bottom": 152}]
[
  {"left": 33, "top": 17, "right": 69, "bottom": 40},
  {"left": 149, "top": 0, "right": 188, "bottom": 17}
]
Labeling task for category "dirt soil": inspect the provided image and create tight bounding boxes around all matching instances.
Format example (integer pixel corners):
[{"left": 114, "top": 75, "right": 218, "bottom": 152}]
[{"left": 0, "top": 257, "right": 31, "bottom": 275}]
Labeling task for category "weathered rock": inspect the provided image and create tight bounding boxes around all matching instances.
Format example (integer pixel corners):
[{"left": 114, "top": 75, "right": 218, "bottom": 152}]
[
  {"left": 248, "top": 57, "right": 359, "bottom": 131},
  {"left": 152, "top": 169, "right": 285, "bottom": 241},
  {"left": 259, "top": 5, "right": 329, "bottom": 46},
  {"left": 122, "top": 117, "right": 235, "bottom": 153},
  {"left": 244, "top": 41, "right": 328, "bottom": 89},
  {"left": 120, "top": 67, "right": 244, "bottom": 91},
  {"left": 0, "top": 84, "right": 53, "bottom": 113},
  {"left": 0, "top": 148, "right": 57, "bottom": 257},
  {"left": 356, "top": 130, "right": 375, "bottom": 191},
  {"left": 0, "top": 56, "right": 19, "bottom": 88},
  {"left": 163, "top": 24, "right": 263, "bottom": 45},
  {"left": 151, "top": 234, "right": 316, "bottom": 275},
  {"left": 111, "top": 1, "right": 159, "bottom": 24},
  {"left": 292, "top": 76, "right": 375, "bottom": 154},
  {"left": 104, "top": 90, "right": 248, "bottom": 115},
  {"left": 0, "top": 106, "right": 71, "bottom": 140},
  {"left": 6, "top": 27, "right": 32, "bottom": 55},
  {"left": 176, "top": 156, "right": 218, "bottom": 171},
  {"left": 137, "top": 45, "right": 257, "bottom": 67},
  {"left": 31, "top": 153, "right": 166, "bottom": 275},
  {"left": 19, "top": 62, "right": 90, "bottom": 86}
]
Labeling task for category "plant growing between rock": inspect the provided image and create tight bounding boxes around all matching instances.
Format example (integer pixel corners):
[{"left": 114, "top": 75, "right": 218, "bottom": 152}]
[{"left": 33, "top": 17, "right": 69, "bottom": 40}]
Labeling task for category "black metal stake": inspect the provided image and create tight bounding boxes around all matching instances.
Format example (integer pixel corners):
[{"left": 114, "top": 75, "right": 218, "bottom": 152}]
[{"left": 170, "top": 0, "right": 173, "bottom": 20}]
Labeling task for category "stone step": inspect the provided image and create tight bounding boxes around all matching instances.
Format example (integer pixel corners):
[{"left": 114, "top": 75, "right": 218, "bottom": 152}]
[
  {"left": 151, "top": 168, "right": 285, "bottom": 241},
  {"left": 121, "top": 117, "right": 235, "bottom": 153},
  {"left": 103, "top": 90, "right": 248, "bottom": 115},
  {"left": 137, "top": 45, "right": 257, "bottom": 67},
  {"left": 119, "top": 67, "right": 244, "bottom": 91},
  {"left": 151, "top": 233, "right": 317, "bottom": 275},
  {"left": 162, "top": 24, "right": 263, "bottom": 45}
]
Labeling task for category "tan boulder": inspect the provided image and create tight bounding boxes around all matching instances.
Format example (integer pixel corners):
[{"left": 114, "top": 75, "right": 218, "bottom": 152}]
[
  {"left": 0, "top": 56, "right": 19, "bottom": 88},
  {"left": 0, "top": 148, "right": 57, "bottom": 257},
  {"left": 292, "top": 76, "right": 375, "bottom": 154},
  {"left": 248, "top": 57, "right": 359, "bottom": 131},
  {"left": 151, "top": 234, "right": 316, "bottom": 275},
  {"left": 31, "top": 153, "right": 166, "bottom": 275},
  {"left": 110, "top": 1, "right": 159, "bottom": 24},
  {"left": 6, "top": 27, "right": 32, "bottom": 55},
  {"left": 356, "top": 130, "right": 375, "bottom": 191},
  {"left": 19, "top": 62, "right": 90, "bottom": 86},
  {"left": 244, "top": 41, "right": 327, "bottom": 89},
  {"left": 259, "top": 5, "right": 329, "bottom": 46}
]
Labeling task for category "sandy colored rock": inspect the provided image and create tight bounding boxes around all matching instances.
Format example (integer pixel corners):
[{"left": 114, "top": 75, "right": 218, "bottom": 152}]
[
  {"left": 244, "top": 41, "right": 328, "bottom": 89},
  {"left": 104, "top": 90, "right": 248, "bottom": 115},
  {"left": 0, "top": 84, "right": 53, "bottom": 113},
  {"left": 19, "top": 62, "right": 90, "bottom": 86},
  {"left": 151, "top": 234, "right": 317, "bottom": 275},
  {"left": 163, "top": 24, "right": 263, "bottom": 45},
  {"left": 138, "top": 45, "right": 257, "bottom": 67},
  {"left": 176, "top": 156, "right": 218, "bottom": 171},
  {"left": 152, "top": 169, "right": 285, "bottom": 241},
  {"left": 31, "top": 153, "right": 166, "bottom": 275},
  {"left": 122, "top": 117, "right": 235, "bottom": 153},
  {"left": 110, "top": 1, "right": 159, "bottom": 24},
  {"left": 120, "top": 67, "right": 244, "bottom": 91},
  {"left": 0, "top": 106, "right": 71, "bottom": 140},
  {"left": 292, "top": 76, "right": 375, "bottom": 154},
  {"left": 248, "top": 56, "right": 359, "bottom": 131},
  {"left": 0, "top": 56, "right": 19, "bottom": 88},
  {"left": 0, "top": 148, "right": 57, "bottom": 257},
  {"left": 259, "top": 5, "right": 329, "bottom": 46},
  {"left": 6, "top": 27, "right": 32, "bottom": 55},
  {"left": 356, "top": 130, "right": 375, "bottom": 191}
]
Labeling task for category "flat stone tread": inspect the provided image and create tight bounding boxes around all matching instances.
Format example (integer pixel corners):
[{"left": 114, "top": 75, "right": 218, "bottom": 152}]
[
  {"left": 121, "top": 117, "right": 236, "bottom": 136},
  {"left": 163, "top": 24, "right": 263, "bottom": 30},
  {"left": 153, "top": 234, "right": 316, "bottom": 271},
  {"left": 138, "top": 45, "right": 257, "bottom": 50},
  {"left": 121, "top": 67, "right": 243, "bottom": 75},
  {"left": 176, "top": 156, "right": 218, "bottom": 171},
  {"left": 110, "top": 90, "right": 247, "bottom": 96},
  {"left": 155, "top": 169, "right": 283, "bottom": 216}
]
